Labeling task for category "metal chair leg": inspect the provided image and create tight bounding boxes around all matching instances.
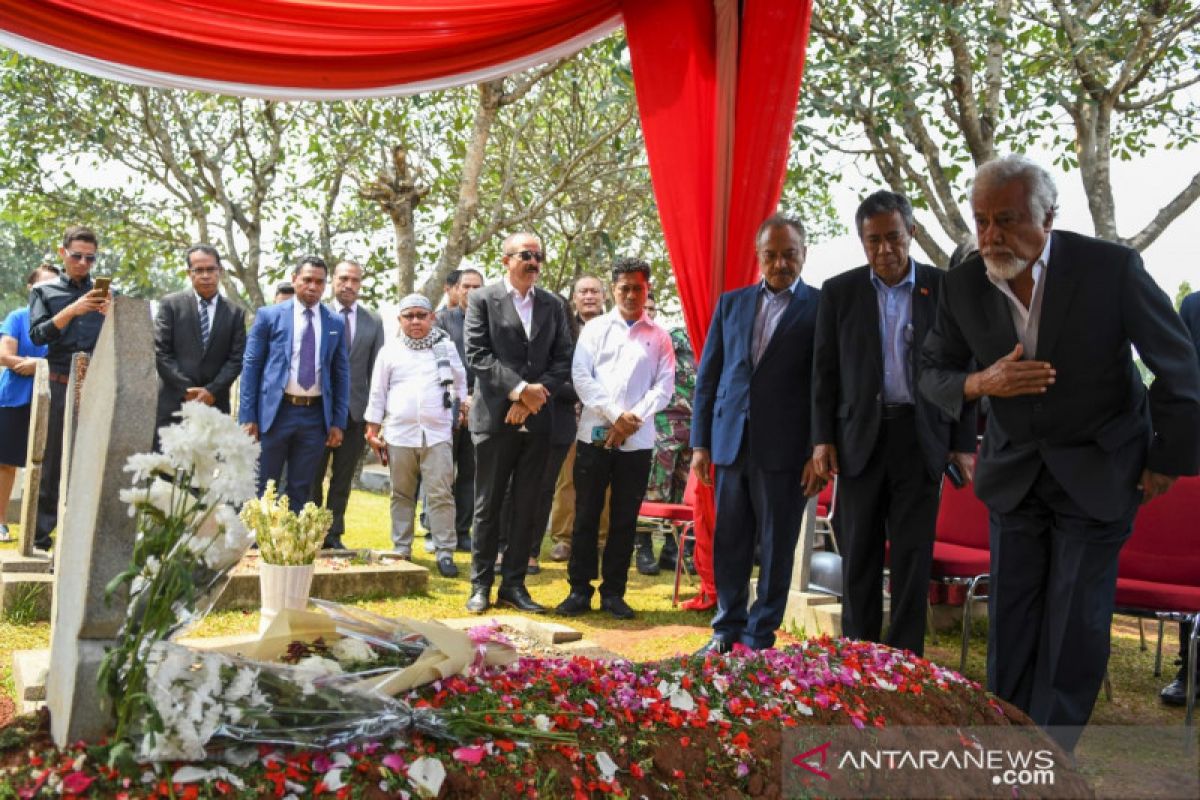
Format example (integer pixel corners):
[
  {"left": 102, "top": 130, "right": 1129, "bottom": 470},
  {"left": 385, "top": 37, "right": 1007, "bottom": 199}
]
[
  {"left": 1186, "top": 614, "right": 1198, "bottom": 726},
  {"left": 960, "top": 577, "right": 977, "bottom": 674},
  {"left": 1138, "top": 618, "right": 1146, "bottom": 651},
  {"left": 1154, "top": 619, "right": 1165, "bottom": 677}
]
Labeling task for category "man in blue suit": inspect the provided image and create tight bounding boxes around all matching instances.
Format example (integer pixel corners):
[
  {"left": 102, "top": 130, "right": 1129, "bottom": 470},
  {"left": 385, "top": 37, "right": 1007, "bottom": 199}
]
[
  {"left": 240, "top": 256, "right": 350, "bottom": 510},
  {"left": 691, "top": 214, "right": 825, "bottom": 655}
]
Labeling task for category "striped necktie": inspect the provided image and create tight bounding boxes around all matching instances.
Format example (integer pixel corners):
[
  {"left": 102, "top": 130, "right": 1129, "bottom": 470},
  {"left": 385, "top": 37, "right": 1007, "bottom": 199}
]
[{"left": 199, "top": 298, "right": 211, "bottom": 348}]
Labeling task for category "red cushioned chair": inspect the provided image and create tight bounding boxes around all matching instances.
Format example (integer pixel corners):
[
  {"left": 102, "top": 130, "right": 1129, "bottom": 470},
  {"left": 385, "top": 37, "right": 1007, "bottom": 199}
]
[
  {"left": 815, "top": 477, "right": 838, "bottom": 553},
  {"left": 637, "top": 499, "right": 695, "bottom": 607},
  {"left": 1114, "top": 475, "right": 1200, "bottom": 725},
  {"left": 929, "top": 476, "right": 992, "bottom": 672}
]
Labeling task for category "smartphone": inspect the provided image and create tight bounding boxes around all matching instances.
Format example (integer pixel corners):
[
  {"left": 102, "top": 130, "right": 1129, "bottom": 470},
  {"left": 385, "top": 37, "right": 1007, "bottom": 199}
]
[
  {"left": 92, "top": 276, "right": 112, "bottom": 297},
  {"left": 944, "top": 460, "right": 966, "bottom": 489},
  {"left": 591, "top": 425, "right": 610, "bottom": 445}
]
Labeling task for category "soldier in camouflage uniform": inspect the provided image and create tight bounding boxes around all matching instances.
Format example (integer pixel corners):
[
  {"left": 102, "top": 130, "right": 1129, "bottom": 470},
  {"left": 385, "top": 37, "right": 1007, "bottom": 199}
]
[{"left": 635, "top": 325, "right": 696, "bottom": 574}]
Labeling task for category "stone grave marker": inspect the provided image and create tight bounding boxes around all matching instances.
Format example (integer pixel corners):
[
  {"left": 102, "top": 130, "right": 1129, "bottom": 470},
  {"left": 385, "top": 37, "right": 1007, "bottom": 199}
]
[
  {"left": 55, "top": 351, "right": 90, "bottom": 546},
  {"left": 46, "top": 296, "right": 156, "bottom": 747},
  {"left": 16, "top": 360, "right": 50, "bottom": 560}
]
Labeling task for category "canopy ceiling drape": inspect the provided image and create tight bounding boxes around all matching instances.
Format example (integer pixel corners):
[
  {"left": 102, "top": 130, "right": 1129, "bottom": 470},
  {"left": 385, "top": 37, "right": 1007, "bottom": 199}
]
[{"left": 0, "top": 0, "right": 814, "bottom": 603}]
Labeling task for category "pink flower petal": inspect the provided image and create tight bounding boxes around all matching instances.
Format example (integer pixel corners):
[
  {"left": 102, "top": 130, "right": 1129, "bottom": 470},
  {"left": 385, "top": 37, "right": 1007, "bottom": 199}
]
[
  {"left": 452, "top": 746, "right": 486, "bottom": 765},
  {"left": 381, "top": 753, "right": 406, "bottom": 772},
  {"left": 62, "top": 772, "right": 94, "bottom": 795}
]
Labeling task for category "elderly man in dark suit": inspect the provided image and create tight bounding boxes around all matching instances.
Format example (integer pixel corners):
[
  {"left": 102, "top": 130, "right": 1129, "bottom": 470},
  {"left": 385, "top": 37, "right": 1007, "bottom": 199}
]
[
  {"left": 240, "top": 256, "right": 351, "bottom": 510},
  {"left": 812, "top": 192, "right": 977, "bottom": 656},
  {"left": 1163, "top": 289, "right": 1200, "bottom": 706},
  {"left": 310, "top": 259, "right": 385, "bottom": 549},
  {"left": 921, "top": 155, "right": 1200, "bottom": 750},
  {"left": 691, "top": 213, "right": 825, "bottom": 655},
  {"left": 153, "top": 244, "right": 246, "bottom": 440},
  {"left": 463, "top": 232, "right": 573, "bottom": 614}
]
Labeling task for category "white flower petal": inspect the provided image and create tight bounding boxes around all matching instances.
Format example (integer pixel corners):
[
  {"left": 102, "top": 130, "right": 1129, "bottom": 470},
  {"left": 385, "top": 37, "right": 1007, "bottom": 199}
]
[{"left": 406, "top": 757, "right": 446, "bottom": 798}]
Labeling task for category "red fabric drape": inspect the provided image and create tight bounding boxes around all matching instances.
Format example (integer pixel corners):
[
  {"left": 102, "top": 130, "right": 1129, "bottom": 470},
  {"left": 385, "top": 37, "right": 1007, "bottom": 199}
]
[
  {"left": 0, "top": 0, "right": 619, "bottom": 92},
  {"left": 624, "top": 0, "right": 813, "bottom": 608}
]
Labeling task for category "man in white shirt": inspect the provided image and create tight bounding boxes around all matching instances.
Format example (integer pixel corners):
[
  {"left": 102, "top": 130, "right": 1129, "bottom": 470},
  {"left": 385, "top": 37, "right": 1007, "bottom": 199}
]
[
  {"left": 365, "top": 294, "right": 467, "bottom": 577},
  {"left": 554, "top": 258, "right": 675, "bottom": 619}
]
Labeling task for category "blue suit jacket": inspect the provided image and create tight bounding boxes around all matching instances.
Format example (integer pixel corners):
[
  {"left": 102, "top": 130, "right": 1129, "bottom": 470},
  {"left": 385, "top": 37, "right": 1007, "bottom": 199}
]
[
  {"left": 690, "top": 280, "right": 820, "bottom": 471},
  {"left": 238, "top": 300, "right": 350, "bottom": 434}
]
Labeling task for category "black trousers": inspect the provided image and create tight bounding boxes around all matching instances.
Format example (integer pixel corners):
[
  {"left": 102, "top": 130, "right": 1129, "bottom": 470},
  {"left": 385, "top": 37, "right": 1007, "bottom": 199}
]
[
  {"left": 529, "top": 440, "right": 573, "bottom": 556},
  {"left": 311, "top": 415, "right": 367, "bottom": 536},
  {"left": 451, "top": 425, "right": 476, "bottom": 537},
  {"left": 34, "top": 379, "right": 67, "bottom": 549},
  {"left": 470, "top": 429, "right": 550, "bottom": 591},
  {"left": 837, "top": 415, "right": 940, "bottom": 655},
  {"left": 987, "top": 465, "right": 1136, "bottom": 753},
  {"left": 567, "top": 443, "right": 652, "bottom": 600}
]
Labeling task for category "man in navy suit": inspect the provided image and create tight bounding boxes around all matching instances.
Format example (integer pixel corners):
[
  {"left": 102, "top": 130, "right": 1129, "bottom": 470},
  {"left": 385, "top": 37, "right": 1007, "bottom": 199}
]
[
  {"left": 240, "top": 256, "right": 350, "bottom": 510},
  {"left": 921, "top": 155, "right": 1200, "bottom": 749},
  {"left": 691, "top": 214, "right": 825, "bottom": 655}
]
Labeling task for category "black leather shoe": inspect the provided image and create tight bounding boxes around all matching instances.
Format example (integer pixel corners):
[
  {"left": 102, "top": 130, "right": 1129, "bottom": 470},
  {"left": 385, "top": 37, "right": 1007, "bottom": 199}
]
[
  {"left": 694, "top": 637, "right": 732, "bottom": 658},
  {"left": 437, "top": 555, "right": 460, "bottom": 578},
  {"left": 456, "top": 533, "right": 472, "bottom": 552},
  {"left": 323, "top": 534, "right": 345, "bottom": 550},
  {"left": 600, "top": 596, "right": 636, "bottom": 620},
  {"left": 633, "top": 537, "right": 662, "bottom": 575},
  {"left": 555, "top": 592, "right": 592, "bottom": 616},
  {"left": 466, "top": 588, "right": 490, "bottom": 614},
  {"left": 496, "top": 587, "right": 546, "bottom": 614},
  {"left": 1160, "top": 671, "right": 1200, "bottom": 706}
]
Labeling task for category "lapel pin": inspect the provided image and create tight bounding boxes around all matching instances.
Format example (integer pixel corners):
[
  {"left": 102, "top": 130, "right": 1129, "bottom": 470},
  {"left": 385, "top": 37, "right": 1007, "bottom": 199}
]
[{"left": 919, "top": 286, "right": 930, "bottom": 296}]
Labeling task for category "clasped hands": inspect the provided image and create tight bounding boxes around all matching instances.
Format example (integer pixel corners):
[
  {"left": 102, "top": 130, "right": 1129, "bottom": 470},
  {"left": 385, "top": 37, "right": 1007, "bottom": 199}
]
[{"left": 504, "top": 383, "right": 550, "bottom": 426}]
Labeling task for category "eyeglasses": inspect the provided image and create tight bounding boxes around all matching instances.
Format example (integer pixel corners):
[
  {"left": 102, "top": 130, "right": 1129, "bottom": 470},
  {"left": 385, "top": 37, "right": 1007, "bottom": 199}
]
[
  {"left": 505, "top": 249, "right": 545, "bottom": 263},
  {"left": 188, "top": 267, "right": 221, "bottom": 275},
  {"left": 66, "top": 251, "right": 98, "bottom": 264}
]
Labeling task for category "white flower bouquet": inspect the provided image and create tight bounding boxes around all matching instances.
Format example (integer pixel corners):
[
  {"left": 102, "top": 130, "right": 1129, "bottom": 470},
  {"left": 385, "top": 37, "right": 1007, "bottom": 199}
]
[
  {"left": 241, "top": 480, "right": 331, "bottom": 566},
  {"left": 135, "top": 641, "right": 452, "bottom": 762},
  {"left": 100, "top": 402, "right": 260, "bottom": 750}
]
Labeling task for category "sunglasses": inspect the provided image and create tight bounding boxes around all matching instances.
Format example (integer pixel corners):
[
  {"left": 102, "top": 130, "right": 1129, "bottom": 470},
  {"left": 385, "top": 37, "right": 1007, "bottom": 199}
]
[
  {"left": 66, "top": 251, "right": 98, "bottom": 264},
  {"left": 505, "top": 249, "right": 545, "bottom": 263}
]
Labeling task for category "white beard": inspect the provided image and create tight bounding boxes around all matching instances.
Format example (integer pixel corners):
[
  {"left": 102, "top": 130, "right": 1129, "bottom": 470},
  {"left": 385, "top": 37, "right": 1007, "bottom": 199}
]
[{"left": 982, "top": 251, "right": 1028, "bottom": 281}]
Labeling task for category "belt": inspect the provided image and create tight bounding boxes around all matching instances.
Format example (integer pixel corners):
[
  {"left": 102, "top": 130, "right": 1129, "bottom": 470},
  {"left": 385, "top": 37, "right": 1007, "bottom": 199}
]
[
  {"left": 282, "top": 393, "right": 322, "bottom": 407},
  {"left": 881, "top": 403, "right": 915, "bottom": 419},
  {"left": 48, "top": 372, "right": 70, "bottom": 385}
]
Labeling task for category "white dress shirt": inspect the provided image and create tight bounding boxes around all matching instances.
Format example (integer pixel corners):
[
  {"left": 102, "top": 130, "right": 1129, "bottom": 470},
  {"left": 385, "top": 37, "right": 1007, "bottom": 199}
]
[
  {"left": 285, "top": 298, "right": 323, "bottom": 397},
  {"left": 573, "top": 309, "right": 676, "bottom": 451},
  {"left": 987, "top": 234, "right": 1052, "bottom": 358},
  {"left": 504, "top": 275, "right": 535, "bottom": 337},
  {"left": 364, "top": 339, "right": 468, "bottom": 447},
  {"left": 194, "top": 290, "right": 219, "bottom": 347}
]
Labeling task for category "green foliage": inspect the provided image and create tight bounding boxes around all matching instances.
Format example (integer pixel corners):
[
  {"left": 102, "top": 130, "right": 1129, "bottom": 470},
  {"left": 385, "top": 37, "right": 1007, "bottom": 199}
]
[{"left": 1175, "top": 281, "right": 1194, "bottom": 310}]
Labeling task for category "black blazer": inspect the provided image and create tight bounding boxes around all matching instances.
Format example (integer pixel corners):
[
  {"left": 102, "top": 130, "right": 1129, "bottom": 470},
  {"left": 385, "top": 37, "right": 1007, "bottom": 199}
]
[
  {"left": 813, "top": 262, "right": 976, "bottom": 480},
  {"left": 1181, "top": 291, "right": 1200, "bottom": 367},
  {"left": 464, "top": 281, "right": 574, "bottom": 436},
  {"left": 920, "top": 231, "right": 1200, "bottom": 521},
  {"left": 154, "top": 290, "right": 247, "bottom": 429},
  {"left": 691, "top": 280, "right": 820, "bottom": 471}
]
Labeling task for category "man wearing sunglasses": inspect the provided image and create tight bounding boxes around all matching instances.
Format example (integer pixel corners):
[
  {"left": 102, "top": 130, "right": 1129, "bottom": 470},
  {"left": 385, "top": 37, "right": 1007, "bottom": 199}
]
[
  {"left": 27, "top": 225, "right": 110, "bottom": 551},
  {"left": 463, "top": 232, "right": 573, "bottom": 614}
]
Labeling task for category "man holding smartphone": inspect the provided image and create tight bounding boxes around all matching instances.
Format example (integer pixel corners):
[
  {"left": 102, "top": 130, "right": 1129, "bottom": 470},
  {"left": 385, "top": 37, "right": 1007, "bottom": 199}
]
[
  {"left": 27, "top": 225, "right": 110, "bottom": 551},
  {"left": 811, "top": 191, "right": 977, "bottom": 656},
  {"left": 554, "top": 257, "right": 675, "bottom": 620}
]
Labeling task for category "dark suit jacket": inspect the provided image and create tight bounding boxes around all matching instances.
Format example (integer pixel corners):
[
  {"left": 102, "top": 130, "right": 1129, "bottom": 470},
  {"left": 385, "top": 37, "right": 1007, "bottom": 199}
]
[
  {"left": 813, "top": 262, "right": 976, "bottom": 480},
  {"left": 238, "top": 300, "right": 350, "bottom": 434},
  {"left": 328, "top": 302, "right": 384, "bottom": 422},
  {"left": 464, "top": 281, "right": 574, "bottom": 436},
  {"left": 154, "top": 290, "right": 247, "bottom": 430},
  {"left": 436, "top": 305, "right": 474, "bottom": 392},
  {"left": 920, "top": 230, "right": 1200, "bottom": 521},
  {"left": 691, "top": 280, "right": 821, "bottom": 471},
  {"left": 1181, "top": 291, "right": 1200, "bottom": 367}
]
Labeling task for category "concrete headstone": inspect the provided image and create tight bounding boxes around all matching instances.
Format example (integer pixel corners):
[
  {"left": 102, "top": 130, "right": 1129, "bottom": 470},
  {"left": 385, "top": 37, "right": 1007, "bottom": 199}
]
[
  {"left": 46, "top": 296, "right": 156, "bottom": 747},
  {"left": 17, "top": 360, "right": 50, "bottom": 558}
]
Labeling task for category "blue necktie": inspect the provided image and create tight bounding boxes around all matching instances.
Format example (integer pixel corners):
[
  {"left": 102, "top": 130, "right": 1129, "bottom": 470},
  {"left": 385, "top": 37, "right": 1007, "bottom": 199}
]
[
  {"left": 298, "top": 308, "right": 316, "bottom": 390},
  {"left": 199, "top": 298, "right": 211, "bottom": 348}
]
